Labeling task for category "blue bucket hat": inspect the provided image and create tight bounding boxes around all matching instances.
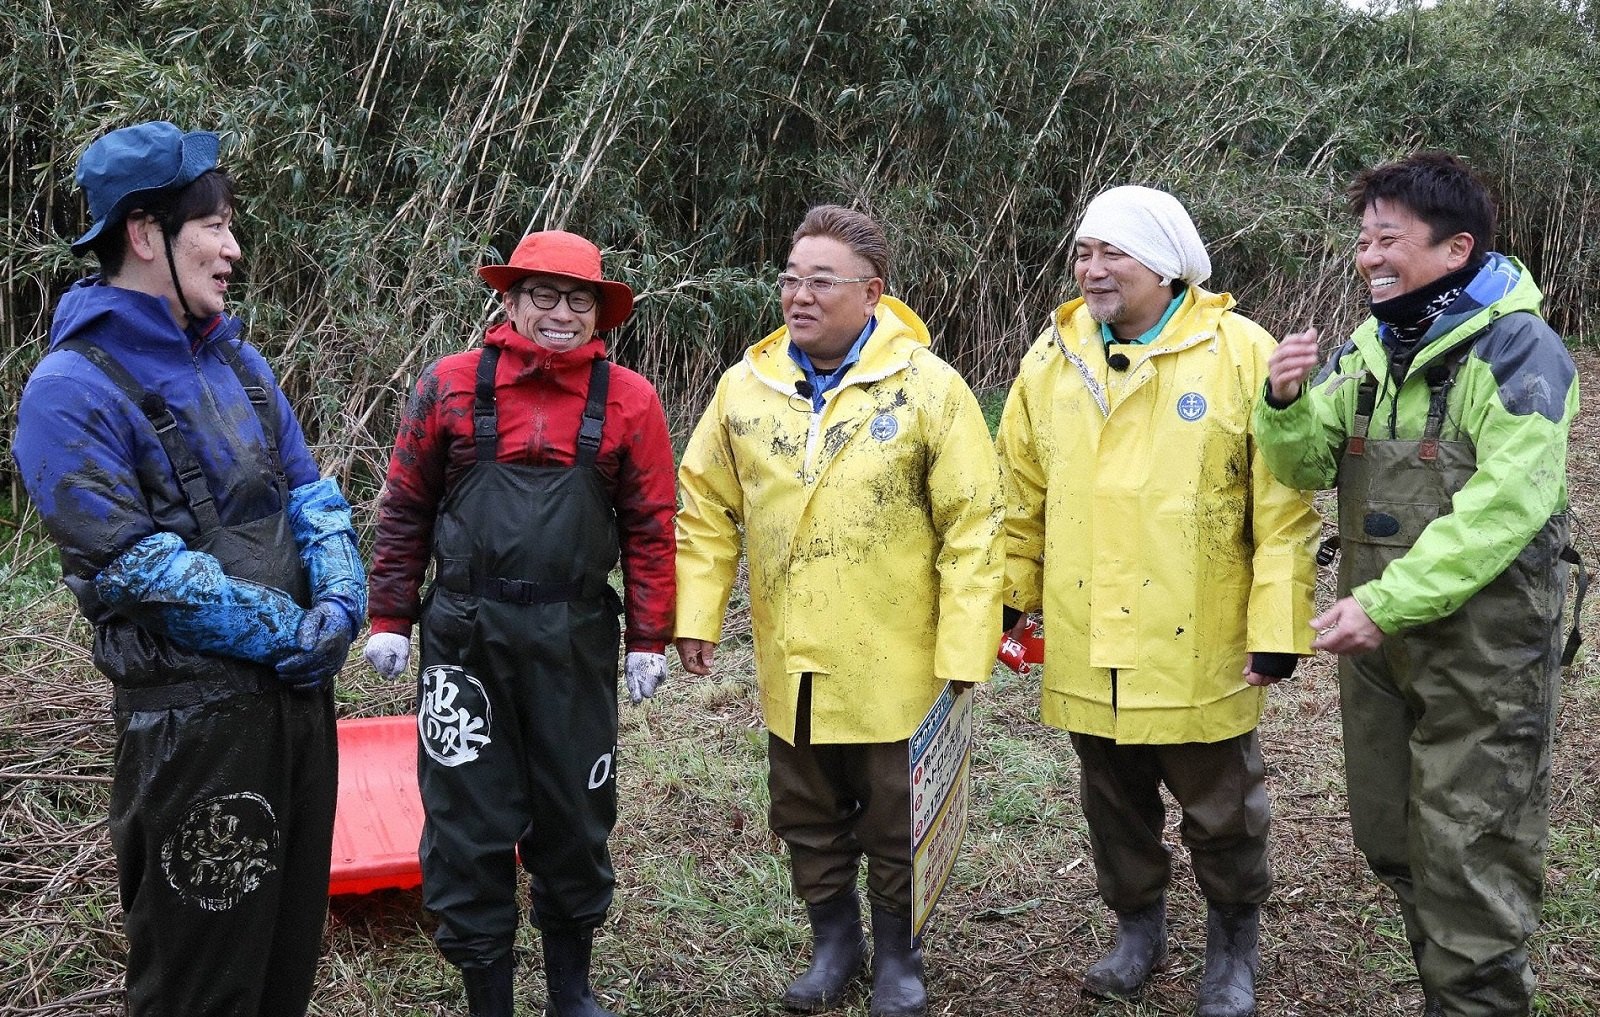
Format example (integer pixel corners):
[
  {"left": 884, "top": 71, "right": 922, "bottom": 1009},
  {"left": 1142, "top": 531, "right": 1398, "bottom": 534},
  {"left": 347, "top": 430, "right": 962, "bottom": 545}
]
[{"left": 71, "top": 121, "right": 220, "bottom": 256}]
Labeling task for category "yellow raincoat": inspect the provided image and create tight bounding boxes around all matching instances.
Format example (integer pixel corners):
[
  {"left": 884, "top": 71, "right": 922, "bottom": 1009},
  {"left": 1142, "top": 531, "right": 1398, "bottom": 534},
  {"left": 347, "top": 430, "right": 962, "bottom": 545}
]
[
  {"left": 676, "top": 296, "right": 1004, "bottom": 744},
  {"left": 997, "top": 286, "right": 1319, "bottom": 743}
]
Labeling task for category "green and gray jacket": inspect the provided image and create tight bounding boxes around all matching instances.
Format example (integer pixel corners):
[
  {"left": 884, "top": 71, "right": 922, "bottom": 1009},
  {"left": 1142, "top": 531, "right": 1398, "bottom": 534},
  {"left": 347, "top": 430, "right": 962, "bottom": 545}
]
[{"left": 1253, "top": 255, "right": 1578, "bottom": 634}]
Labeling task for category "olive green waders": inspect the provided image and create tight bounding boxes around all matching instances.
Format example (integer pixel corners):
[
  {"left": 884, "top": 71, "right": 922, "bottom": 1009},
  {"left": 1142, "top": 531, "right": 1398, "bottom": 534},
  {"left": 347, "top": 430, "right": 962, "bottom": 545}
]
[{"left": 1336, "top": 359, "right": 1569, "bottom": 1016}]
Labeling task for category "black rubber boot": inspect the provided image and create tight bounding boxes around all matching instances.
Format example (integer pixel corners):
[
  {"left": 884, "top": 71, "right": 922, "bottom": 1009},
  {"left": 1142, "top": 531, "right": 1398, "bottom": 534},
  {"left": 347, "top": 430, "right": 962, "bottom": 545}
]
[
  {"left": 542, "top": 929, "right": 618, "bottom": 1017},
  {"left": 1411, "top": 940, "right": 1443, "bottom": 1017},
  {"left": 462, "top": 954, "right": 515, "bottom": 1017},
  {"left": 782, "top": 890, "right": 868, "bottom": 1012},
  {"left": 1194, "top": 902, "right": 1259, "bottom": 1017},
  {"left": 1082, "top": 897, "right": 1167, "bottom": 999},
  {"left": 868, "top": 904, "right": 926, "bottom": 1017}
]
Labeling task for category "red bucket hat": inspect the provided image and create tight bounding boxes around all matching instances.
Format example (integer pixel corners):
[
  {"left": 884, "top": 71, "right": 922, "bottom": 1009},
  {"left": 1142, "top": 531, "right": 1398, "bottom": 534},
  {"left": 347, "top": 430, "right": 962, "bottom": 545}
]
[{"left": 479, "top": 231, "right": 635, "bottom": 333}]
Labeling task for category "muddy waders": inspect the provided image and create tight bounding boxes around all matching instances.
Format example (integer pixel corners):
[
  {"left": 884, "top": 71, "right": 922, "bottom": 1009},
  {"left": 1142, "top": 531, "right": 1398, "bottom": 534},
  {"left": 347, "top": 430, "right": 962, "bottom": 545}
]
[
  {"left": 1336, "top": 354, "right": 1569, "bottom": 1017},
  {"left": 67, "top": 338, "right": 337, "bottom": 1017},
  {"left": 417, "top": 350, "right": 622, "bottom": 1015},
  {"left": 769, "top": 681, "right": 921, "bottom": 1014}
]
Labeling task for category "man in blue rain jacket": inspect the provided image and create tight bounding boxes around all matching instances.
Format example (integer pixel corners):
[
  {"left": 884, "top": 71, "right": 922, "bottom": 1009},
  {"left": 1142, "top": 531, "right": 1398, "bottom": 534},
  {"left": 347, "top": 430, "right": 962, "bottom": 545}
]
[{"left": 12, "top": 121, "right": 364, "bottom": 1017}]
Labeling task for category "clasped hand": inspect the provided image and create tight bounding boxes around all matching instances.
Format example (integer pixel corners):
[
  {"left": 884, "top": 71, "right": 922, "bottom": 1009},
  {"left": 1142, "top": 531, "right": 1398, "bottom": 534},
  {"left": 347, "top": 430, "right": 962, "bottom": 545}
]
[{"left": 277, "top": 602, "right": 353, "bottom": 689}]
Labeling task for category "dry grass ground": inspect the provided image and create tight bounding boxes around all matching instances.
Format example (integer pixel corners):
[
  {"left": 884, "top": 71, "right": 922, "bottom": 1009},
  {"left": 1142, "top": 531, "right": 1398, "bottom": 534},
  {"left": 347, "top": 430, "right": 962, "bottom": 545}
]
[{"left": 2, "top": 350, "right": 1598, "bottom": 1016}]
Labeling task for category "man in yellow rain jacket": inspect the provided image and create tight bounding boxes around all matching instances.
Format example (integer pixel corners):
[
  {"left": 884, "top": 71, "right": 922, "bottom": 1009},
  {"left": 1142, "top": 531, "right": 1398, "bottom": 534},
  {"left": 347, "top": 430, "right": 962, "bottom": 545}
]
[
  {"left": 996, "top": 186, "right": 1319, "bottom": 1017},
  {"left": 675, "top": 205, "right": 1003, "bottom": 1017}
]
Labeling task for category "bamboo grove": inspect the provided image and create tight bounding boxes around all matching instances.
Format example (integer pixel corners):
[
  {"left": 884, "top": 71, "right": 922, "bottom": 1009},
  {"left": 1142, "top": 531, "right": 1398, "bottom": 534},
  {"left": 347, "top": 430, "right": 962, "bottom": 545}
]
[{"left": 5, "top": 0, "right": 1600, "bottom": 504}]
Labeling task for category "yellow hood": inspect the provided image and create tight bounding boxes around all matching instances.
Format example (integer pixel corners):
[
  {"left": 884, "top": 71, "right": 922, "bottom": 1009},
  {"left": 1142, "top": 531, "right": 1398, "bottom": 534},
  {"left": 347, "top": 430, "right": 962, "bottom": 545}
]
[{"left": 742, "top": 295, "right": 932, "bottom": 395}]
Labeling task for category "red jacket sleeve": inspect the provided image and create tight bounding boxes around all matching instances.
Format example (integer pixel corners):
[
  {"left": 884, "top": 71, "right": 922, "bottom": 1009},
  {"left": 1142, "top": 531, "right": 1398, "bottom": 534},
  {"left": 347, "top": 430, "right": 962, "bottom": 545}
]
[
  {"left": 608, "top": 367, "right": 677, "bottom": 652},
  {"left": 367, "top": 364, "right": 452, "bottom": 634}
]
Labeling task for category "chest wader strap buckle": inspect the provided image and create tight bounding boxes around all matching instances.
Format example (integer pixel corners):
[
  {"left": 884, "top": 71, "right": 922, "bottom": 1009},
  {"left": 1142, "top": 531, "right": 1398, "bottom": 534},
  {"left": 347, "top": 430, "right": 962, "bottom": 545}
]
[
  {"left": 1316, "top": 535, "right": 1341, "bottom": 567},
  {"left": 58, "top": 339, "right": 226, "bottom": 534},
  {"left": 210, "top": 338, "right": 291, "bottom": 496},
  {"left": 149, "top": 404, "right": 223, "bottom": 533},
  {"left": 473, "top": 344, "right": 503, "bottom": 463},
  {"left": 1347, "top": 376, "right": 1379, "bottom": 457},
  {"left": 1561, "top": 544, "right": 1590, "bottom": 667},
  {"left": 1418, "top": 363, "right": 1455, "bottom": 462},
  {"left": 576, "top": 358, "right": 611, "bottom": 470}
]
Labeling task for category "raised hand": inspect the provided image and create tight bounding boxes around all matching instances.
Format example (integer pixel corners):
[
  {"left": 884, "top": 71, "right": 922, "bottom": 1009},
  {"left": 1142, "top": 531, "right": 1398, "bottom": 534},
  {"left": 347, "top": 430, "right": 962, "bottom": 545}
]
[{"left": 1268, "top": 327, "right": 1321, "bottom": 405}]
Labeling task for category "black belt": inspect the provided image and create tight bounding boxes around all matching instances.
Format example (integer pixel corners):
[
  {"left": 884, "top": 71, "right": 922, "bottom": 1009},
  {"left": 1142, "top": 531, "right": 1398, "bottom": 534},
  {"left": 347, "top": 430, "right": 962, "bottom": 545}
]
[
  {"left": 113, "top": 667, "right": 281, "bottom": 713},
  {"left": 462, "top": 574, "right": 610, "bottom": 605}
]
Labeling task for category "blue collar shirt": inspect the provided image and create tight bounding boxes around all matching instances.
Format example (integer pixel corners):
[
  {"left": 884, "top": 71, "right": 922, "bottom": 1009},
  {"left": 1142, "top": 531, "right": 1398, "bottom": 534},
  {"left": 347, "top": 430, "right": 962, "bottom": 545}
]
[{"left": 788, "top": 317, "right": 877, "bottom": 412}]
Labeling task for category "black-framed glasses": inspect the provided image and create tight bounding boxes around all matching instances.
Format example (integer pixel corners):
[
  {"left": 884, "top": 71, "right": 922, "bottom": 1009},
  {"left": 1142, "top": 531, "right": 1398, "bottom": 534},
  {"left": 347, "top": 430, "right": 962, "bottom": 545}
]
[
  {"left": 513, "top": 284, "right": 597, "bottom": 314},
  {"left": 776, "top": 272, "right": 876, "bottom": 295}
]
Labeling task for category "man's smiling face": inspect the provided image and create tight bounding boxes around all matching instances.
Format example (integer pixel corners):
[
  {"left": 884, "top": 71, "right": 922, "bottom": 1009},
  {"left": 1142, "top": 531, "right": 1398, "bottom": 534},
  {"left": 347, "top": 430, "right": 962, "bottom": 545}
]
[{"left": 1355, "top": 197, "right": 1473, "bottom": 302}]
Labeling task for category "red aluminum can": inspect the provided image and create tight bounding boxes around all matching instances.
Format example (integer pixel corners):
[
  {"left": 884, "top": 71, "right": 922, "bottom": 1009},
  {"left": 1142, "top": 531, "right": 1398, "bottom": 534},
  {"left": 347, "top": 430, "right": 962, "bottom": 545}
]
[
  {"left": 1018, "top": 615, "right": 1044, "bottom": 664},
  {"left": 997, "top": 635, "right": 1029, "bottom": 673}
]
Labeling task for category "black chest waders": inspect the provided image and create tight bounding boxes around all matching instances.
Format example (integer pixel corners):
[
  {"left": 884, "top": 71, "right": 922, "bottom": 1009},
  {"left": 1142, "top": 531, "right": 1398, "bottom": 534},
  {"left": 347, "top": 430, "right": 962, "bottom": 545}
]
[
  {"left": 415, "top": 347, "right": 624, "bottom": 967},
  {"left": 58, "top": 339, "right": 337, "bottom": 1017},
  {"left": 1332, "top": 340, "right": 1576, "bottom": 1014}
]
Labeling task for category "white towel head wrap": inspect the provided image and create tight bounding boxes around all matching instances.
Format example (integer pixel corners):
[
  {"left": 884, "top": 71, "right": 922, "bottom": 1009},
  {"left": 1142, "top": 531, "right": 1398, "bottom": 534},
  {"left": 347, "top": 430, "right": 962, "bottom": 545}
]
[{"left": 1074, "top": 185, "right": 1212, "bottom": 286}]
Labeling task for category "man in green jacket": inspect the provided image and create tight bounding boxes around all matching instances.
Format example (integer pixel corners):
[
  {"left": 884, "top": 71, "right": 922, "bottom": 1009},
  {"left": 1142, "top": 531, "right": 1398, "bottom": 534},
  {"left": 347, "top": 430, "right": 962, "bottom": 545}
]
[{"left": 1256, "top": 152, "right": 1579, "bottom": 1017}]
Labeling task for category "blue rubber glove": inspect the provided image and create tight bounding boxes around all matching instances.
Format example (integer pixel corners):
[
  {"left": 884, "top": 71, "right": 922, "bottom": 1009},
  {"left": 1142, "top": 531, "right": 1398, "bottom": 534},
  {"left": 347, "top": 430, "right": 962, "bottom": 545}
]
[
  {"left": 287, "top": 478, "right": 367, "bottom": 639},
  {"left": 276, "top": 602, "right": 353, "bottom": 689}
]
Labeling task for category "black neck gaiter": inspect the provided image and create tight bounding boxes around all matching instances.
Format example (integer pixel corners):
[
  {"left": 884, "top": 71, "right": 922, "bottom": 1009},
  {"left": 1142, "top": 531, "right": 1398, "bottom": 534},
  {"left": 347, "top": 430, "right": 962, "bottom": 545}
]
[{"left": 1370, "top": 258, "right": 1482, "bottom": 349}]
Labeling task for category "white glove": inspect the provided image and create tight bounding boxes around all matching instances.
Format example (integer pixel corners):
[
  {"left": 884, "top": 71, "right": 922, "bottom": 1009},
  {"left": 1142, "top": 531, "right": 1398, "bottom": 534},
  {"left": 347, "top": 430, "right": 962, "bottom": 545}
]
[
  {"left": 624, "top": 651, "right": 668, "bottom": 704},
  {"left": 362, "top": 632, "right": 412, "bottom": 679}
]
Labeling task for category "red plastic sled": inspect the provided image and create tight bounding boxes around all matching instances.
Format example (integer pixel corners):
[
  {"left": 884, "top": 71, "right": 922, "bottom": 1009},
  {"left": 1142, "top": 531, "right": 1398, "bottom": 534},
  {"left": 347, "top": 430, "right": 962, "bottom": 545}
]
[{"left": 330, "top": 715, "right": 425, "bottom": 896}]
